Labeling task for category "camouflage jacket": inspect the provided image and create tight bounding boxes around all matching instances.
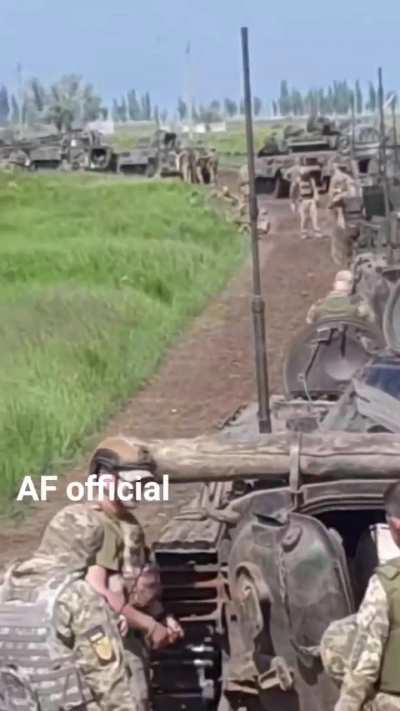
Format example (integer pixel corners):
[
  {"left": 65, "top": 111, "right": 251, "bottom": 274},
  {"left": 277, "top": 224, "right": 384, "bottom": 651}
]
[{"left": 334, "top": 574, "right": 389, "bottom": 711}]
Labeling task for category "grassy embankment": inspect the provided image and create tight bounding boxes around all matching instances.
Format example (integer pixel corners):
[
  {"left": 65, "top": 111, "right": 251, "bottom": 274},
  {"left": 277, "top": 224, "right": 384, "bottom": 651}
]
[{"left": 0, "top": 173, "right": 246, "bottom": 510}]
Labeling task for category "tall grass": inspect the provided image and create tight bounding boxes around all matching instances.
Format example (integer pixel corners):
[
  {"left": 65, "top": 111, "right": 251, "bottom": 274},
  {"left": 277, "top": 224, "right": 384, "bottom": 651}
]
[{"left": 0, "top": 173, "right": 246, "bottom": 507}]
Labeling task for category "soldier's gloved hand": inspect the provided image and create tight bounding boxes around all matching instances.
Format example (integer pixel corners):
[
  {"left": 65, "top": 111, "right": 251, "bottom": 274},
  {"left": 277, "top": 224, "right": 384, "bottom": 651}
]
[{"left": 147, "top": 621, "right": 171, "bottom": 650}]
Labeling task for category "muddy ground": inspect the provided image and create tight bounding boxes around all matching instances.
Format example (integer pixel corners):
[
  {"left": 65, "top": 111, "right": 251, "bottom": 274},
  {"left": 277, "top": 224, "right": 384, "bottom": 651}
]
[{"left": 0, "top": 191, "right": 336, "bottom": 569}]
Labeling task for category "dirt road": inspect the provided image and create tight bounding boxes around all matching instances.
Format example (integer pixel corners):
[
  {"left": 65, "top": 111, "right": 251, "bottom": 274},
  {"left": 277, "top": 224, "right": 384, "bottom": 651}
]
[{"left": 0, "top": 195, "right": 336, "bottom": 568}]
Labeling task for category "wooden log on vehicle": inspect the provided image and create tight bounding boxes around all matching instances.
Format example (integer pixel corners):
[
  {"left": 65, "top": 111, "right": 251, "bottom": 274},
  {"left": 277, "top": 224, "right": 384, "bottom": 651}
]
[{"left": 137, "top": 432, "right": 400, "bottom": 482}]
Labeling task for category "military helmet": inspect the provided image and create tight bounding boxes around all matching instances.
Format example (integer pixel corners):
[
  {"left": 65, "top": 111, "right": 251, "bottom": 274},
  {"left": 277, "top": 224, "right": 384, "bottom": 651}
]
[{"left": 89, "top": 436, "right": 156, "bottom": 482}]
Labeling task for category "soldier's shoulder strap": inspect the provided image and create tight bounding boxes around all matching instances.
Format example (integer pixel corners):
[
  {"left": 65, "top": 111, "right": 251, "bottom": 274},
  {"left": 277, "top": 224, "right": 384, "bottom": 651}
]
[{"left": 376, "top": 557, "right": 400, "bottom": 583}]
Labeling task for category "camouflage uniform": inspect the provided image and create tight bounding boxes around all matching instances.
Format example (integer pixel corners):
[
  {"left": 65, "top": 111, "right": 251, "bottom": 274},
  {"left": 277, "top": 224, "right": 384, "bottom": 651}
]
[
  {"left": 329, "top": 167, "right": 359, "bottom": 229},
  {"left": 92, "top": 503, "right": 151, "bottom": 711},
  {"left": 321, "top": 574, "right": 400, "bottom": 711},
  {"left": 0, "top": 504, "right": 136, "bottom": 711},
  {"left": 306, "top": 291, "right": 375, "bottom": 325},
  {"left": 290, "top": 171, "right": 322, "bottom": 239}
]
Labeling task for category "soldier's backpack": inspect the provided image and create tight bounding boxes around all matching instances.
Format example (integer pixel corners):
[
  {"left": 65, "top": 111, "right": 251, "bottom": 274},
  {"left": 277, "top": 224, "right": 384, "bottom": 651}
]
[{"left": 0, "top": 565, "right": 94, "bottom": 711}]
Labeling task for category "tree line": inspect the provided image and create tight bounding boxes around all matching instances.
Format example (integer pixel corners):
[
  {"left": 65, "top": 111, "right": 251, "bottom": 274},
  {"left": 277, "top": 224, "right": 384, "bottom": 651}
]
[
  {"left": 0, "top": 75, "right": 385, "bottom": 131},
  {"left": 0, "top": 76, "right": 107, "bottom": 130},
  {"left": 274, "top": 79, "right": 379, "bottom": 117}
]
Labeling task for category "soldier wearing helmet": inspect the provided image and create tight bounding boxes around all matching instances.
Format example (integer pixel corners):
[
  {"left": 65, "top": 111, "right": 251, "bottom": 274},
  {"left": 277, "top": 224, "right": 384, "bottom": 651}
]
[
  {"left": 306, "top": 270, "right": 375, "bottom": 324},
  {"left": 0, "top": 504, "right": 136, "bottom": 711},
  {"left": 86, "top": 437, "right": 184, "bottom": 711},
  {"left": 290, "top": 165, "right": 322, "bottom": 239}
]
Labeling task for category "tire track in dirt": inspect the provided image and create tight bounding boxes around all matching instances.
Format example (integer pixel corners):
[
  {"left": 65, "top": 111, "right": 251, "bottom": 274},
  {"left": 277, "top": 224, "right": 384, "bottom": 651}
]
[{"left": 0, "top": 197, "right": 336, "bottom": 567}]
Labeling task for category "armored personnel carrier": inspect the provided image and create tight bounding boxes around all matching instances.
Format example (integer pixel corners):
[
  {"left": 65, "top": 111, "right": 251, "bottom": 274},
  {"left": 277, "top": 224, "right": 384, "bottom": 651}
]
[
  {"left": 146, "top": 136, "right": 400, "bottom": 711},
  {"left": 116, "top": 137, "right": 158, "bottom": 176},
  {"left": 115, "top": 130, "right": 181, "bottom": 178},
  {"left": 255, "top": 117, "right": 341, "bottom": 198}
]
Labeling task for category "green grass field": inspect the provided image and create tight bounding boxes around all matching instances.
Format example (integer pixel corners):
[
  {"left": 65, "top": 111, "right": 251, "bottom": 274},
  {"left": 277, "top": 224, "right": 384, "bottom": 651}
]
[{"left": 0, "top": 173, "right": 246, "bottom": 509}]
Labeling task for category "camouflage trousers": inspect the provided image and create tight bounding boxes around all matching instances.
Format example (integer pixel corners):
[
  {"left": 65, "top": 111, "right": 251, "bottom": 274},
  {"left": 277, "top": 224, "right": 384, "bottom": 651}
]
[
  {"left": 321, "top": 616, "right": 400, "bottom": 711},
  {"left": 124, "top": 630, "right": 151, "bottom": 711}
]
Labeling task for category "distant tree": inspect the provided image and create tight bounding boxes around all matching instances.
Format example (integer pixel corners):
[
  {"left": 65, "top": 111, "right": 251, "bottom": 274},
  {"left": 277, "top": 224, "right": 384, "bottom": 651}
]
[
  {"left": 253, "top": 96, "right": 262, "bottom": 116},
  {"left": 153, "top": 105, "right": 160, "bottom": 125},
  {"left": 112, "top": 99, "right": 120, "bottom": 122},
  {"left": 224, "top": 98, "right": 237, "bottom": 117},
  {"left": 209, "top": 99, "right": 221, "bottom": 114},
  {"left": 355, "top": 80, "right": 363, "bottom": 114},
  {"left": 279, "top": 80, "right": 290, "bottom": 115},
  {"left": 46, "top": 75, "right": 103, "bottom": 131},
  {"left": 366, "top": 81, "right": 377, "bottom": 112},
  {"left": 127, "top": 89, "right": 141, "bottom": 120},
  {"left": 177, "top": 97, "right": 187, "bottom": 120},
  {"left": 120, "top": 97, "right": 128, "bottom": 122},
  {"left": 272, "top": 100, "right": 278, "bottom": 117},
  {"left": 11, "top": 94, "right": 19, "bottom": 124},
  {"left": 140, "top": 92, "right": 151, "bottom": 121},
  {"left": 239, "top": 98, "right": 244, "bottom": 115},
  {"left": 160, "top": 109, "right": 168, "bottom": 123},
  {"left": 0, "top": 85, "right": 10, "bottom": 124},
  {"left": 28, "top": 78, "right": 46, "bottom": 113}
]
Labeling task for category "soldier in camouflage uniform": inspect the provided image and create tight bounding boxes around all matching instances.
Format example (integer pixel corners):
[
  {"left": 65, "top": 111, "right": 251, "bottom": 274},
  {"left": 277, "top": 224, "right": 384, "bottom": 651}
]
[
  {"left": 329, "top": 161, "right": 360, "bottom": 230},
  {"left": 0, "top": 503, "right": 136, "bottom": 711},
  {"left": 321, "top": 481, "right": 400, "bottom": 711},
  {"left": 306, "top": 270, "right": 375, "bottom": 325},
  {"left": 86, "top": 437, "right": 183, "bottom": 711}
]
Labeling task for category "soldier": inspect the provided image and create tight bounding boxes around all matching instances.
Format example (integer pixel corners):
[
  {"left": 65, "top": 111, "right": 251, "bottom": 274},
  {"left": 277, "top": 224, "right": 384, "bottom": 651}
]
[
  {"left": 236, "top": 164, "right": 270, "bottom": 235},
  {"left": 208, "top": 148, "right": 219, "bottom": 185},
  {"left": 321, "top": 481, "right": 400, "bottom": 711},
  {"left": 306, "top": 270, "right": 375, "bottom": 325},
  {"left": 238, "top": 163, "right": 250, "bottom": 217},
  {"left": 0, "top": 503, "right": 136, "bottom": 711},
  {"left": 86, "top": 437, "right": 183, "bottom": 711},
  {"left": 290, "top": 166, "right": 322, "bottom": 239},
  {"left": 329, "top": 161, "right": 360, "bottom": 230}
]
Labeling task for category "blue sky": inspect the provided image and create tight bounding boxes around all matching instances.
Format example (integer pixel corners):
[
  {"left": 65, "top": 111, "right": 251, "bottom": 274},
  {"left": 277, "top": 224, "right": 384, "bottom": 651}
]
[{"left": 1, "top": 0, "right": 399, "bottom": 112}]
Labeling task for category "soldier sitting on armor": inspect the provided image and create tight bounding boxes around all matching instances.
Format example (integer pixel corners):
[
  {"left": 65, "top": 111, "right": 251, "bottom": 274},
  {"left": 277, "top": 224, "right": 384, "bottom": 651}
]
[
  {"left": 306, "top": 270, "right": 375, "bottom": 325},
  {"left": 321, "top": 481, "right": 400, "bottom": 711},
  {"left": 0, "top": 504, "right": 135, "bottom": 711}
]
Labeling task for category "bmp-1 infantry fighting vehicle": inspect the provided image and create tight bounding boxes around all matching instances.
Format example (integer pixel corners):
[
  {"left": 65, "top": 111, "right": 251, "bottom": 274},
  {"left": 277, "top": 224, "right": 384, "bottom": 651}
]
[
  {"left": 255, "top": 117, "right": 341, "bottom": 198},
  {"left": 145, "top": 52, "right": 400, "bottom": 711},
  {"left": 116, "top": 130, "right": 181, "bottom": 178}
]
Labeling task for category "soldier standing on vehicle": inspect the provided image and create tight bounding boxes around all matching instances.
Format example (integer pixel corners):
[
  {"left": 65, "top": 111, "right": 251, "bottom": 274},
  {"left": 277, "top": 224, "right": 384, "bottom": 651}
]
[
  {"left": 306, "top": 270, "right": 375, "bottom": 324},
  {"left": 290, "top": 166, "right": 322, "bottom": 239},
  {"left": 321, "top": 481, "right": 400, "bottom": 711},
  {"left": 329, "top": 161, "right": 360, "bottom": 230},
  {"left": 86, "top": 437, "right": 184, "bottom": 711},
  {"left": 0, "top": 504, "right": 136, "bottom": 711}
]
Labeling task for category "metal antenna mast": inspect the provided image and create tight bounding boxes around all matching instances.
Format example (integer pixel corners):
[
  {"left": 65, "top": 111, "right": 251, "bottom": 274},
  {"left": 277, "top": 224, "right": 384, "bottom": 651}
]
[{"left": 240, "top": 27, "right": 271, "bottom": 433}]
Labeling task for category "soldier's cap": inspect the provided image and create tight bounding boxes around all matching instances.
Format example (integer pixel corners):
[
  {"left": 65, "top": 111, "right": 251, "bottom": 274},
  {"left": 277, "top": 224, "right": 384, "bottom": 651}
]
[{"left": 89, "top": 436, "right": 156, "bottom": 482}]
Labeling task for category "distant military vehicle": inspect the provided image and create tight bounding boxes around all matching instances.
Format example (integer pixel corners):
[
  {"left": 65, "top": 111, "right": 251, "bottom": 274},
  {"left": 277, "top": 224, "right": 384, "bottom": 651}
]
[
  {"left": 146, "top": 113, "right": 400, "bottom": 711},
  {"left": 116, "top": 137, "right": 158, "bottom": 176},
  {"left": 27, "top": 144, "right": 63, "bottom": 171},
  {"left": 255, "top": 117, "right": 341, "bottom": 197},
  {"left": 116, "top": 130, "right": 181, "bottom": 178}
]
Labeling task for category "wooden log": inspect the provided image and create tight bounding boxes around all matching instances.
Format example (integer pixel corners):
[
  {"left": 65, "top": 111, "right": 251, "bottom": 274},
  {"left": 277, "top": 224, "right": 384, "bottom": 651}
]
[{"left": 138, "top": 433, "right": 400, "bottom": 482}]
